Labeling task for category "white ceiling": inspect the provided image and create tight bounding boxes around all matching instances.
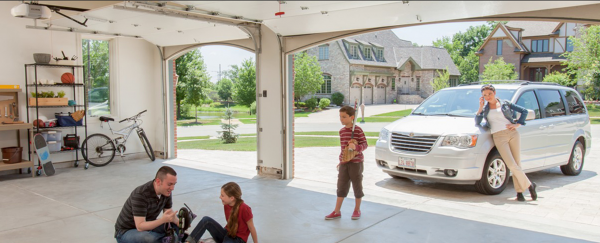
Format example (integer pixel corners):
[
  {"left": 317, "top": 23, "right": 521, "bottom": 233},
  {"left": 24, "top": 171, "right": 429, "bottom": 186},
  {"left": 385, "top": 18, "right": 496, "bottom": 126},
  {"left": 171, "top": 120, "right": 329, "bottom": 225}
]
[{"left": 42, "top": 1, "right": 600, "bottom": 47}]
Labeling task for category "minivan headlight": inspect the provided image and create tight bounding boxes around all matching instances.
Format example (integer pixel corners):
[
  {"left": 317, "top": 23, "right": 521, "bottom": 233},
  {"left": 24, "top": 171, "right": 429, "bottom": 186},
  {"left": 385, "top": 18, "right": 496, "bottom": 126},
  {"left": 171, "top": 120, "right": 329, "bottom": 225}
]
[
  {"left": 379, "top": 128, "right": 390, "bottom": 142},
  {"left": 441, "top": 134, "right": 478, "bottom": 148}
]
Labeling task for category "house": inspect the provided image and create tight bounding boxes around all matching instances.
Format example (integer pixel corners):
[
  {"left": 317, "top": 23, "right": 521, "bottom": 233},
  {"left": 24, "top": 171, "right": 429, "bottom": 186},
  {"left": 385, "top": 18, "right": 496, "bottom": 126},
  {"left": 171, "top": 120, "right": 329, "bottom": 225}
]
[
  {"left": 476, "top": 21, "right": 581, "bottom": 81},
  {"left": 304, "top": 30, "right": 460, "bottom": 105}
]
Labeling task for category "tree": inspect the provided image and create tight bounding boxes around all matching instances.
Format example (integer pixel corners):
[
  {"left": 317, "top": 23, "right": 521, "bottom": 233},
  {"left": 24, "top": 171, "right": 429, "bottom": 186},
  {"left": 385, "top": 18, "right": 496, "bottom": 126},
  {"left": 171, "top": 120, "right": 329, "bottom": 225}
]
[
  {"left": 216, "top": 78, "right": 234, "bottom": 101},
  {"left": 184, "top": 67, "right": 211, "bottom": 124},
  {"left": 562, "top": 25, "right": 600, "bottom": 86},
  {"left": 232, "top": 58, "right": 256, "bottom": 107},
  {"left": 223, "top": 64, "right": 240, "bottom": 83},
  {"left": 433, "top": 24, "right": 493, "bottom": 84},
  {"left": 176, "top": 49, "right": 211, "bottom": 120},
  {"left": 543, "top": 71, "right": 576, "bottom": 87},
  {"left": 431, "top": 68, "right": 450, "bottom": 92},
  {"left": 481, "top": 57, "right": 518, "bottom": 81},
  {"left": 293, "top": 52, "right": 324, "bottom": 100},
  {"left": 217, "top": 106, "right": 239, "bottom": 143}
]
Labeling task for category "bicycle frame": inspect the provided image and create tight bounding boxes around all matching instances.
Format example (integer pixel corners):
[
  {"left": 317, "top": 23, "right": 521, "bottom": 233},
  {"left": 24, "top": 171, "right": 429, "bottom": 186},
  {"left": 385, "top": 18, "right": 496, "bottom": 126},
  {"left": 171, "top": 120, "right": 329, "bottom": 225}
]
[{"left": 102, "top": 118, "right": 144, "bottom": 155}]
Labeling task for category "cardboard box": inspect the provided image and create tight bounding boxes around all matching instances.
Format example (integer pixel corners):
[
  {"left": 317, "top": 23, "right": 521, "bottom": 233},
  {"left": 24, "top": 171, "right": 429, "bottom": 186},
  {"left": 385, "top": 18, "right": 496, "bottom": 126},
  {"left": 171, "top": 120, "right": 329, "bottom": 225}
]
[{"left": 28, "top": 98, "right": 68, "bottom": 106}]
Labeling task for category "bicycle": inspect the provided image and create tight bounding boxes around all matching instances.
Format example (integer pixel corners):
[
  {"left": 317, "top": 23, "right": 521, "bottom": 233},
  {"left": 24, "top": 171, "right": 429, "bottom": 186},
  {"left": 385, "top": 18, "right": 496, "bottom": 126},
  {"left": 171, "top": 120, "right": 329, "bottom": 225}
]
[{"left": 81, "top": 110, "right": 155, "bottom": 169}]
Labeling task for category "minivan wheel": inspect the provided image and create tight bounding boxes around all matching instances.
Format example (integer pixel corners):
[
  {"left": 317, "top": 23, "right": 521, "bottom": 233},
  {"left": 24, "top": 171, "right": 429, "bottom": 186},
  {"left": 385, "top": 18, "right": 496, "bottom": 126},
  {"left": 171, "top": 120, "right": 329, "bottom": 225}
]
[
  {"left": 561, "top": 141, "right": 584, "bottom": 176},
  {"left": 475, "top": 150, "right": 510, "bottom": 195}
]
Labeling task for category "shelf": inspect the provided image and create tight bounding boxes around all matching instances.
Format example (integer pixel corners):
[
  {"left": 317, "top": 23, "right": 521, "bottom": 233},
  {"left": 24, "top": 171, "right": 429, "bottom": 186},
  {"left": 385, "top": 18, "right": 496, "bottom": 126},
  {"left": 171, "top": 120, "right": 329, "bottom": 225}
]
[
  {"left": 0, "top": 123, "right": 33, "bottom": 131},
  {"left": 25, "top": 63, "right": 83, "bottom": 68},
  {"left": 27, "top": 83, "right": 85, "bottom": 87},
  {"left": 0, "top": 160, "right": 34, "bottom": 171},
  {"left": 34, "top": 149, "right": 79, "bottom": 154},
  {"left": 29, "top": 105, "right": 85, "bottom": 108},
  {"left": 33, "top": 125, "right": 85, "bottom": 130}
]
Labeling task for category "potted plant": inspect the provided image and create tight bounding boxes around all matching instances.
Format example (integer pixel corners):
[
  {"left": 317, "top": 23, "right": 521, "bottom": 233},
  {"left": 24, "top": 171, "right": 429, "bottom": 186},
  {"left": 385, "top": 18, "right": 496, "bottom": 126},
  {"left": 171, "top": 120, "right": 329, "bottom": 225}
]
[{"left": 29, "top": 90, "right": 68, "bottom": 106}]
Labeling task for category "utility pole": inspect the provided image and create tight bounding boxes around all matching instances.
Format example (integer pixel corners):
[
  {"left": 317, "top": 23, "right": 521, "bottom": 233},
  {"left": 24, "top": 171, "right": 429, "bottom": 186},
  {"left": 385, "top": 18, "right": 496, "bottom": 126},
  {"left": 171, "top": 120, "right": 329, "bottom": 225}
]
[{"left": 218, "top": 64, "right": 221, "bottom": 81}]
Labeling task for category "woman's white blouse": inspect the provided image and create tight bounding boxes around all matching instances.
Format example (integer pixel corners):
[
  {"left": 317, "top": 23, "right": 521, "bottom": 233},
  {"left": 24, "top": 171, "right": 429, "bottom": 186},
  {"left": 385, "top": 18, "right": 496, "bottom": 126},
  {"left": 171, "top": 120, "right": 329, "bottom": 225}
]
[{"left": 487, "top": 105, "right": 511, "bottom": 134}]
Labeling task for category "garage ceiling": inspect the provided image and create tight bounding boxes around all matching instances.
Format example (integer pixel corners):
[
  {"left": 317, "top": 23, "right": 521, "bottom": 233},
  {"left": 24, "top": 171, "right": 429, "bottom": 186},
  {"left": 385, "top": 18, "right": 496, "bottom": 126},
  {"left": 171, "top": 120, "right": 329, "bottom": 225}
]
[{"left": 38, "top": 1, "right": 600, "bottom": 47}]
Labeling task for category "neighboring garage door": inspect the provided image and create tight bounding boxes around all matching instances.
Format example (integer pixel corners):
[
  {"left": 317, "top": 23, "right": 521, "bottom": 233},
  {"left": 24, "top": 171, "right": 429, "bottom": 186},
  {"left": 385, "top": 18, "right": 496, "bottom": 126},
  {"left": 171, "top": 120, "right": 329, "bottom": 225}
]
[
  {"left": 350, "top": 84, "right": 361, "bottom": 105},
  {"left": 364, "top": 85, "right": 373, "bottom": 105},
  {"left": 375, "top": 85, "right": 386, "bottom": 104}
]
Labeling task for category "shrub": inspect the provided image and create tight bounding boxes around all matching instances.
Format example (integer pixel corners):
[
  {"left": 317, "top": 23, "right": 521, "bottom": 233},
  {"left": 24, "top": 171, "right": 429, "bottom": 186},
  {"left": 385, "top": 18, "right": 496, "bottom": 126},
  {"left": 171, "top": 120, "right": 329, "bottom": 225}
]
[
  {"left": 331, "top": 92, "right": 344, "bottom": 106},
  {"left": 306, "top": 97, "right": 318, "bottom": 109},
  {"left": 319, "top": 98, "right": 331, "bottom": 109},
  {"left": 250, "top": 101, "right": 257, "bottom": 115},
  {"left": 296, "top": 102, "right": 307, "bottom": 107},
  {"left": 210, "top": 101, "right": 222, "bottom": 108}
]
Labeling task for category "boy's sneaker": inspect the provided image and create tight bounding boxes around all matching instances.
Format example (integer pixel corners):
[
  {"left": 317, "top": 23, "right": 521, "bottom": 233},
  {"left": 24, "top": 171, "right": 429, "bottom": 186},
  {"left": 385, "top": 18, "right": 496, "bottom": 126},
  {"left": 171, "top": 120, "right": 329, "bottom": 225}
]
[
  {"left": 325, "top": 211, "right": 341, "bottom": 220},
  {"left": 351, "top": 210, "right": 361, "bottom": 220}
]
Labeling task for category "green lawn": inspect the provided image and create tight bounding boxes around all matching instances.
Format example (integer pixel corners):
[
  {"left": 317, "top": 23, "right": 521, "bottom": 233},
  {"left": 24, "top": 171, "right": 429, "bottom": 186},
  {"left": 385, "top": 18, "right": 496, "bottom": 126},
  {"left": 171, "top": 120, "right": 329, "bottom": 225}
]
[
  {"left": 178, "top": 136, "right": 378, "bottom": 151},
  {"left": 362, "top": 117, "right": 402, "bottom": 123},
  {"left": 587, "top": 104, "right": 600, "bottom": 117},
  {"left": 178, "top": 136, "right": 210, "bottom": 141},
  {"left": 592, "top": 118, "right": 600, "bottom": 124},
  {"left": 294, "top": 111, "right": 311, "bottom": 117},
  {"left": 239, "top": 119, "right": 256, "bottom": 124},
  {"left": 372, "top": 109, "right": 413, "bottom": 117}
]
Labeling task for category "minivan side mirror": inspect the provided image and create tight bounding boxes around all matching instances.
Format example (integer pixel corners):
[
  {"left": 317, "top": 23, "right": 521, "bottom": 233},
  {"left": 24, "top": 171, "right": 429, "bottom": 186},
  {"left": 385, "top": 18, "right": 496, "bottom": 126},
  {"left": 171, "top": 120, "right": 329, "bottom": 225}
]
[{"left": 526, "top": 109, "right": 535, "bottom": 121}]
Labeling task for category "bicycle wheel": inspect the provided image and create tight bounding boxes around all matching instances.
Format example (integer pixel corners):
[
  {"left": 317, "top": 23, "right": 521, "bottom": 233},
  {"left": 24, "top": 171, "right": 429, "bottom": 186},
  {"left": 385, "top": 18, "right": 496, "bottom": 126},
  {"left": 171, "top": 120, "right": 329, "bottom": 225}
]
[
  {"left": 138, "top": 129, "right": 155, "bottom": 161},
  {"left": 81, "top": 134, "right": 116, "bottom": 167}
]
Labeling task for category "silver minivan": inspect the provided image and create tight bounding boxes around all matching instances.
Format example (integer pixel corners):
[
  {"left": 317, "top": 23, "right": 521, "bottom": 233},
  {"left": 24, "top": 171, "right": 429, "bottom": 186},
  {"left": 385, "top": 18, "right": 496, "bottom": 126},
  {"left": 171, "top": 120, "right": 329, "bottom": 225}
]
[{"left": 375, "top": 82, "right": 592, "bottom": 194}]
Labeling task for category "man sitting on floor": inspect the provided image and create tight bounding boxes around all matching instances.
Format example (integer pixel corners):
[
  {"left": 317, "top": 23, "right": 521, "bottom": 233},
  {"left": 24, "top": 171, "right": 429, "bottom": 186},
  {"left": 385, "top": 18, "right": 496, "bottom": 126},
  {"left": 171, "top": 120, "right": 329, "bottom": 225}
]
[{"left": 114, "top": 166, "right": 180, "bottom": 243}]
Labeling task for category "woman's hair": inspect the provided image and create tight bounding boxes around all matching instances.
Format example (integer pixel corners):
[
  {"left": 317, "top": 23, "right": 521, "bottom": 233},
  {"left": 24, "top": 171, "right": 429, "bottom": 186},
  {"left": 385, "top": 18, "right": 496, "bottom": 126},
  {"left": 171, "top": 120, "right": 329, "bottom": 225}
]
[
  {"left": 222, "top": 182, "right": 244, "bottom": 238},
  {"left": 481, "top": 84, "right": 495, "bottom": 92}
]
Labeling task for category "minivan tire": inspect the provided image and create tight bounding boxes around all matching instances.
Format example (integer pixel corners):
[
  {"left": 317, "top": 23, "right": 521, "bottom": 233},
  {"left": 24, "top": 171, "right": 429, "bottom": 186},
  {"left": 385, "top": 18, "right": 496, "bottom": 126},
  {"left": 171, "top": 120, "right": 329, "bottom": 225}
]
[
  {"left": 561, "top": 140, "right": 584, "bottom": 176},
  {"left": 475, "top": 150, "right": 510, "bottom": 195}
]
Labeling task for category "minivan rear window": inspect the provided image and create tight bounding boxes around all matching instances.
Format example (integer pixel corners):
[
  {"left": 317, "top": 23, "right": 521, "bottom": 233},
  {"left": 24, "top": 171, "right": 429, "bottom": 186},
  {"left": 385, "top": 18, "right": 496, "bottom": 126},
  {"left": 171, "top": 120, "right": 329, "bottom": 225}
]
[
  {"left": 561, "top": 90, "right": 586, "bottom": 115},
  {"left": 538, "top": 89, "right": 567, "bottom": 117},
  {"left": 413, "top": 88, "right": 515, "bottom": 117}
]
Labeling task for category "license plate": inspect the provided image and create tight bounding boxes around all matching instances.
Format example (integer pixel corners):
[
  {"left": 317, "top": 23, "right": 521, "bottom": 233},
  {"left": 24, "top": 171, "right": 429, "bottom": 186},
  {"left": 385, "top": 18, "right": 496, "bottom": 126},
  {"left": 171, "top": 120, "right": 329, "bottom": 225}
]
[{"left": 398, "top": 157, "right": 416, "bottom": 169}]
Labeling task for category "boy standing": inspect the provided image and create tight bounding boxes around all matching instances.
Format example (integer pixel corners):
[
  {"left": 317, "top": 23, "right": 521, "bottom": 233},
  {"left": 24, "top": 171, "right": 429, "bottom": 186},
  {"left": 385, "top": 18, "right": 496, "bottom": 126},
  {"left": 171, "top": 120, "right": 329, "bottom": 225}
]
[{"left": 325, "top": 105, "right": 368, "bottom": 220}]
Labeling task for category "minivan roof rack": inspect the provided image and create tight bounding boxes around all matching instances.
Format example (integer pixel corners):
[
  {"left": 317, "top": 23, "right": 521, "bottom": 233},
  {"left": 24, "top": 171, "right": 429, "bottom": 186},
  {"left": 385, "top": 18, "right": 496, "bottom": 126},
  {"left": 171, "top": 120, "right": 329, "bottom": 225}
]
[{"left": 458, "top": 80, "right": 560, "bottom": 86}]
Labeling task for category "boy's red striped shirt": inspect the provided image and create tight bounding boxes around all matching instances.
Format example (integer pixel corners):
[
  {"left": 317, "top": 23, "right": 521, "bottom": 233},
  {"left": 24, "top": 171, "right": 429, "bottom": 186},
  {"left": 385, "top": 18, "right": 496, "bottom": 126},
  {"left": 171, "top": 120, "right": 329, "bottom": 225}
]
[{"left": 338, "top": 125, "right": 368, "bottom": 163}]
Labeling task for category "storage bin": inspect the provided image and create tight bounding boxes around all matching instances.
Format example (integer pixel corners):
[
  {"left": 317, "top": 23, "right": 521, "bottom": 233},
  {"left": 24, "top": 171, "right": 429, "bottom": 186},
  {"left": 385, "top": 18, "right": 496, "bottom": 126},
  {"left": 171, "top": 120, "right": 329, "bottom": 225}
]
[
  {"left": 1, "top": 147, "right": 23, "bottom": 164},
  {"left": 47, "top": 141, "right": 61, "bottom": 152},
  {"left": 46, "top": 130, "right": 62, "bottom": 141},
  {"left": 55, "top": 112, "right": 83, "bottom": 127}
]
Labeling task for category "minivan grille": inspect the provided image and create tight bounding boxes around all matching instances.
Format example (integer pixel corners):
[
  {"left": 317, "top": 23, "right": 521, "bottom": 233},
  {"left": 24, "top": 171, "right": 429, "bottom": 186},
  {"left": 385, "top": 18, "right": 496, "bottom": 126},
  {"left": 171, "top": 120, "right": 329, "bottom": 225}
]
[{"left": 390, "top": 132, "right": 439, "bottom": 153}]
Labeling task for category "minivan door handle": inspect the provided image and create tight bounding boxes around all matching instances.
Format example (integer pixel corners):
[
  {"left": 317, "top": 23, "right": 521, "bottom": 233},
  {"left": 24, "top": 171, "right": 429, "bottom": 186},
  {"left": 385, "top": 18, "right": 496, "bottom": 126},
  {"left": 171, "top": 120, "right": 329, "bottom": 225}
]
[{"left": 539, "top": 125, "right": 547, "bottom": 130}]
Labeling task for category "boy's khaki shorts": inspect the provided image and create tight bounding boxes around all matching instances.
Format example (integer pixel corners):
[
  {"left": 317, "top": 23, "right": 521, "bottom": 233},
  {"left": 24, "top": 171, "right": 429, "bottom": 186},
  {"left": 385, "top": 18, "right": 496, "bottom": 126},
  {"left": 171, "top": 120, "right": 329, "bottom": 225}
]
[{"left": 337, "top": 162, "right": 364, "bottom": 198}]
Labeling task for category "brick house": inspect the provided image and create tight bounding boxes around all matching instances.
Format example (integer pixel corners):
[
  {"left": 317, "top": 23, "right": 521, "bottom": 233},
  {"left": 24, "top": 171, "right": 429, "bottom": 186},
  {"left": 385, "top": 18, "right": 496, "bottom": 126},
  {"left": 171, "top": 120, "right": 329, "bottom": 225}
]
[
  {"left": 476, "top": 21, "right": 580, "bottom": 81},
  {"left": 303, "top": 30, "right": 460, "bottom": 105}
]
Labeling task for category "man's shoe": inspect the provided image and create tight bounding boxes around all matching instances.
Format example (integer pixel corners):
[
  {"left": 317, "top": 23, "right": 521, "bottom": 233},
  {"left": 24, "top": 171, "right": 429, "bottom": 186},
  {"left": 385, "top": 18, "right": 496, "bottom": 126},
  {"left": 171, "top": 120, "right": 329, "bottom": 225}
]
[
  {"left": 351, "top": 210, "right": 361, "bottom": 220},
  {"left": 529, "top": 182, "right": 537, "bottom": 201},
  {"left": 325, "top": 211, "right": 341, "bottom": 220},
  {"left": 516, "top": 193, "right": 525, "bottom": 202}
]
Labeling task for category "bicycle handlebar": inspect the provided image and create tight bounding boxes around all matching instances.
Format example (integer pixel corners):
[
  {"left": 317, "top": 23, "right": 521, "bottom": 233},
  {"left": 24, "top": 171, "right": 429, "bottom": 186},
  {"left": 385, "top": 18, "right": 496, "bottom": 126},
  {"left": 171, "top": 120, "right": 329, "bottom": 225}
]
[{"left": 119, "top": 110, "right": 147, "bottom": 123}]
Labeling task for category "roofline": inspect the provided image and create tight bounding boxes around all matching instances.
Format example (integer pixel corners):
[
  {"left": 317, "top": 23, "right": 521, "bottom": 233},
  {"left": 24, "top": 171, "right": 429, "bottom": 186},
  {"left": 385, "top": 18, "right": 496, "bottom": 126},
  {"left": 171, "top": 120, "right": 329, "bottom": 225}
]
[
  {"left": 551, "top": 22, "right": 565, "bottom": 34},
  {"left": 477, "top": 23, "right": 526, "bottom": 53}
]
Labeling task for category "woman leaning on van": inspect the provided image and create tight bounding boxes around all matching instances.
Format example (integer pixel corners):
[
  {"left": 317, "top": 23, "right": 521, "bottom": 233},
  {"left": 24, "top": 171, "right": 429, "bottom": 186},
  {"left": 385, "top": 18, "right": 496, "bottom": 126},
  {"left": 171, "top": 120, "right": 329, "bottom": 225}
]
[{"left": 475, "top": 84, "right": 537, "bottom": 202}]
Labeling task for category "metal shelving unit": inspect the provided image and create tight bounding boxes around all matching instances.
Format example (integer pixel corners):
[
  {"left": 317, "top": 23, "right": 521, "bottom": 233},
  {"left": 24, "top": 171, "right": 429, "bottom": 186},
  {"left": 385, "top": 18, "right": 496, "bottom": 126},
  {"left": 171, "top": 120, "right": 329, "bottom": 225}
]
[{"left": 24, "top": 63, "right": 88, "bottom": 172}]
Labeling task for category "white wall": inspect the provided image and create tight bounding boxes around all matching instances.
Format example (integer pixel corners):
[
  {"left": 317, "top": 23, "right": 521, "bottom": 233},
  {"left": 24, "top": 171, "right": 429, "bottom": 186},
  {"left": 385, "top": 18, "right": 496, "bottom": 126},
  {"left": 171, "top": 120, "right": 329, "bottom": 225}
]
[{"left": 0, "top": 1, "right": 164, "bottom": 165}]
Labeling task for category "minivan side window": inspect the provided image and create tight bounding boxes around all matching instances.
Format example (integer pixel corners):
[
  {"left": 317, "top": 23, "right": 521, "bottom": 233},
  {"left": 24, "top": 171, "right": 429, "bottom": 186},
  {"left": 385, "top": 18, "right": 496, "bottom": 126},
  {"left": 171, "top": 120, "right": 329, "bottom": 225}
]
[
  {"left": 561, "top": 90, "right": 586, "bottom": 115},
  {"left": 538, "top": 90, "right": 566, "bottom": 117},
  {"left": 516, "top": 91, "right": 541, "bottom": 119}
]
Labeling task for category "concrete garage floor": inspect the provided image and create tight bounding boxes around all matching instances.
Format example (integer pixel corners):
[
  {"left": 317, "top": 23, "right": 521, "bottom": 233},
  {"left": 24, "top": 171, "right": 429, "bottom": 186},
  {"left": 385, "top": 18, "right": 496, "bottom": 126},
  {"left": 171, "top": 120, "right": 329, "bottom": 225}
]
[{"left": 2, "top": 126, "right": 600, "bottom": 242}]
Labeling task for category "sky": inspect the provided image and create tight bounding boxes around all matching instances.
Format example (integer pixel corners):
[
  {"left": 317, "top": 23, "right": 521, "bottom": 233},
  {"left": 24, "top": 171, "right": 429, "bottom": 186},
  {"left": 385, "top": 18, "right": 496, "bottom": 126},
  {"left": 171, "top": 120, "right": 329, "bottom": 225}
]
[{"left": 199, "top": 21, "right": 486, "bottom": 83}]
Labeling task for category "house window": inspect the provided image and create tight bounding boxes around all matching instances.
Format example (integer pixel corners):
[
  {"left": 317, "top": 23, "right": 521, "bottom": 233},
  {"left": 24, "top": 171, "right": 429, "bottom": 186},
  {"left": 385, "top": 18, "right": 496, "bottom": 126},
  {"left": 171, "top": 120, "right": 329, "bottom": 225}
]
[
  {"left": 318, "top": 45, "right": 329, "bottom": 60},
  {"left": 391, "top": 77, "right": 396, "bottom": 91},
  {"left": 317, "top": 75, "right": 332, "bottom": 94},
  {"left": 566, "top": 38, "right": 574, "bottom": 52},
  {"left": 497, "top": 40, "right": 503, "bottom": 55},
  {"left": 363, "top": 47, "right": 372, "bottom": 60},
  {"left": 83, "top": 39, "right": 111, "bottom": 117},
  {"left": 376, "top": 48, "right": 384, "bottom": 60},
  {"left": 416, "top": 77, "right": 421, "bottom": 91},
  {"left": 350, "top": 45, "right": 359, "bottom": 59},
  {"left": 449, "top": 78, "right": 458, "bottom": 87},
  {"left": 531, "top": 39, "right": 549, "bottom": 52}
]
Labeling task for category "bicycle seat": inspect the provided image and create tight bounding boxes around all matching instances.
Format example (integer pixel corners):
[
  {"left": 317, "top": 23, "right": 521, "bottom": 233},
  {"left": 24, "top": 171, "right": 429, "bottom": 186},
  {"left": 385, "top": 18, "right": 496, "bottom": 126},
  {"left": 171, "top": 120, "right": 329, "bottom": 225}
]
[{"left": 99, "top": 116, "right": 114, "bottom": 122}]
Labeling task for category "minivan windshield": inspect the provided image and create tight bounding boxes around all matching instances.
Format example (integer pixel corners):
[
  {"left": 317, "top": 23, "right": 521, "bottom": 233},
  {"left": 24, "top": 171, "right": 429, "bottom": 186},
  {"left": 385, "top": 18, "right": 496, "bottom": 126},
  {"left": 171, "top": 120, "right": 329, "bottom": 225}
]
[{"left": 412, "top": 88, "right": 515, "bottom": 117}]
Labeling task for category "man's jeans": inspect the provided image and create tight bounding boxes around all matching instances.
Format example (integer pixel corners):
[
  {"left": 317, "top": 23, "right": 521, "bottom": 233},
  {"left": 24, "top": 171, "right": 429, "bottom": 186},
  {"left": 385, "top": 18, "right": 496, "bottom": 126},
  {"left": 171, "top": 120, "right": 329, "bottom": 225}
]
[
  {"left": 116, "top": 222, "right": 179, "bottom": 243},
  {"left": 188, "top": 216, "right": 245, "bottom": 243}
]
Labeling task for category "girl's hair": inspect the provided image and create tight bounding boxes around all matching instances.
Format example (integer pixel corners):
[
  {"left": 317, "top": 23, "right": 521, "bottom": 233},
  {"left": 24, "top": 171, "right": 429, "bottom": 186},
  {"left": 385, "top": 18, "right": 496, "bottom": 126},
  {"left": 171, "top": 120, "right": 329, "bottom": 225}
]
[
  {"left": 481, "top": 84, "right": 495, "bottom": 92},
  {"left": 222, "top": 182, "right": 244, "bottom": 238}
]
